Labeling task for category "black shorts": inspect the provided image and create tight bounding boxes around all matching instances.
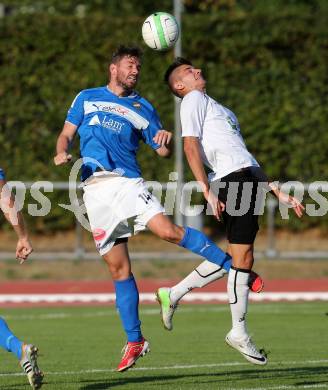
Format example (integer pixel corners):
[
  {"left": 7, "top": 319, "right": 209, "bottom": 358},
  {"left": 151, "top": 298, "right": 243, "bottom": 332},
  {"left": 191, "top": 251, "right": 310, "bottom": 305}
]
[{"left": 212, "top": 169, "right": 261, "bottom": 244}]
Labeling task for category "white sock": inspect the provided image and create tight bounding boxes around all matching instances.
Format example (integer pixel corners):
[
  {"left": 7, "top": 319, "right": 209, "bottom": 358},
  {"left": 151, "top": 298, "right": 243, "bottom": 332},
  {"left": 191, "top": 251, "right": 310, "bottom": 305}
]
[
  {"left": 170, "top": 260, "right": 227, "bottom": 304},
  {"left": 227, "top": 267, "right": 250, "bottom": 340}
]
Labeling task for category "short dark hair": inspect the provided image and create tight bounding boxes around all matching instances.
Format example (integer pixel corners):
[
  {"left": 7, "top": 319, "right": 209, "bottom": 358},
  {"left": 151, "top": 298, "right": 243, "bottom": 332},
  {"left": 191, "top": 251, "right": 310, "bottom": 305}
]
[
  {"left": 111, "top": 45, "right": 143, "bottom": 64},
  {"left": 164, "top": 57, "right": 193, "bottom": 84}
]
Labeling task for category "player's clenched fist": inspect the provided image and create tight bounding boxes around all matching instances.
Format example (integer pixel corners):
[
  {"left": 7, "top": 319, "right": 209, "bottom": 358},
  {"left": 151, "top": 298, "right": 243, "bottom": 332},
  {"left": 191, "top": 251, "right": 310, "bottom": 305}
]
[
  {"left": 54, "top": 152, "right": 72, "bottom": 165},
  {"left": 16, "top": 237, "right": 33, "bottom": 264}
]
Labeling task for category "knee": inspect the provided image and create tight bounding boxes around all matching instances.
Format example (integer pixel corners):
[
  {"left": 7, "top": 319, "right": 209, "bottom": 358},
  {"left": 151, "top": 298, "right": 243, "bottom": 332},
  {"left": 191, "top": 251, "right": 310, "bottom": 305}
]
[
  {"left": 108, "top": 264, "right": 124, "bottom": 279},
  {"left": 232, "top": 253, "right": 254, "bottom": 270},
  {"left": 103, "top": 257, "right": 130, "bottom": 280},
  {"left": 236, "top": 258, "right": 253, "bottom": 270}
]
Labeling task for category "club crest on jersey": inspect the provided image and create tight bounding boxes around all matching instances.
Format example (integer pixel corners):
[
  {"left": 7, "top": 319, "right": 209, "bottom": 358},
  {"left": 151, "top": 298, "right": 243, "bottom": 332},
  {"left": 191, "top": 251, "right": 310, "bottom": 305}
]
[{"left": 133, "top": 102, "right": 141, "bottom": 109}]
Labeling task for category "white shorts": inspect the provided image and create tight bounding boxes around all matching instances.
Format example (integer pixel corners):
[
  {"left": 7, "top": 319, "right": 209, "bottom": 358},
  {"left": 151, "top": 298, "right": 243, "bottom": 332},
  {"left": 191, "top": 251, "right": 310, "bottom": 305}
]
[{"left": 83, "top": 175, "right": 164, "bottom": 255}]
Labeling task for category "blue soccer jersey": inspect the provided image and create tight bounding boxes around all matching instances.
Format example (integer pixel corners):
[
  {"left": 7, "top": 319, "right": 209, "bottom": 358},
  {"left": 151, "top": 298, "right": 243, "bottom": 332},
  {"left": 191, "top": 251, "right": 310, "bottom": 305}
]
[
  {"left": 66, "top": 86, "right": 162, "bottom": 181},
  {"left": 0, "top": 168, "right": 5, "bottom": 180}
]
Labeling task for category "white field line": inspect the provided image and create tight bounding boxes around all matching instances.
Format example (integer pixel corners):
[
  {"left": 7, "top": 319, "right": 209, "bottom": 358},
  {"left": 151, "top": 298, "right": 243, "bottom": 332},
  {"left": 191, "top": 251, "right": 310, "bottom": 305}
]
[
  {"left": 226, "top": 385, "right": 328, "bottom": 390},
  {"left": 1, "top": 304, "right": 324, "bottom": 321},
  {"left": 0, "top": 359, "right": 327, "bottom": 378},
  {"left": 3, "top": 307, "right": 228, "bottom": 320},
  {"left": 235, "top": 385, "right": 328, "bottom": 390},
  {"left": 0, "top": 292, "right": 328, "bottom": 304}
]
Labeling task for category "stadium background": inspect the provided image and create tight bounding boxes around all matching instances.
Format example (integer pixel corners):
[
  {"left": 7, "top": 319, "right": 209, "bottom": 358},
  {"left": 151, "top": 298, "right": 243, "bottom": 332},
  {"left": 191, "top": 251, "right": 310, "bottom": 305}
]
[
  {"left": 0, "top": 0, "right": 327, "bottom": 265},
  {"left": 0, "top": 0, "right": 327, "bottom": 258},
  {"left": 0, "top": 2, "right": 327, "bottom": 389}
]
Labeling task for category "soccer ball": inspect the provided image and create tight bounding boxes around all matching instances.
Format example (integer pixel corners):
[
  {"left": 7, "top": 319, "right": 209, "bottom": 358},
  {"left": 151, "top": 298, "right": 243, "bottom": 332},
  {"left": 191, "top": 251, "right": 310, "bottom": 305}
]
[{"left": 142, "top": 12, "right": 180, "bottom": 51}]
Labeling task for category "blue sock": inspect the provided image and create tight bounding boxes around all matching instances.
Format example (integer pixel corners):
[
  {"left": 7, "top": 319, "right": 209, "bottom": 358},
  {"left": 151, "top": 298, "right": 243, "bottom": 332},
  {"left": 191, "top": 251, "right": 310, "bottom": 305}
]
[
  {"left": 179, "top": 227, "right": 231, "bottom": 271},
  {"left": 114, "top": 275, "right": 142, "bottom": 343},
  {"left": 0, "top": 317, "right": 23, "bottom": 360}
]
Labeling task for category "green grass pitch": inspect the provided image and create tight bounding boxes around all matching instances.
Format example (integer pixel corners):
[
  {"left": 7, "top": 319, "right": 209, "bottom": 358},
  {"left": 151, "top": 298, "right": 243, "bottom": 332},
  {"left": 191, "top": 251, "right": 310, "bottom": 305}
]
[{"left": 0, "top": 302, "right": 327, "bottom": 389}]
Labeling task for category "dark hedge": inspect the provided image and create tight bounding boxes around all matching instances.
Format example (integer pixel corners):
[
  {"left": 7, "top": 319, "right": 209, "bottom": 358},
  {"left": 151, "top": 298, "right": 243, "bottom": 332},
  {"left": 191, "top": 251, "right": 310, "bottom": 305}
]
[{"left": 0, "top": 0, "right": 327, "bottom": 230}]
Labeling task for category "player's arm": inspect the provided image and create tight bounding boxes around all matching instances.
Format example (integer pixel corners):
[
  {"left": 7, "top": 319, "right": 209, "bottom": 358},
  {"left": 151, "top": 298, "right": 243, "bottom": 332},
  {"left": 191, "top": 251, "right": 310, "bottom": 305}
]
[
  {"left": 183, "top": 137, "right": 208, "bottom": 191},
  {"left": 0, "top": 179, "right": 33, "bottom": 263},
  {"left": 184, "top": 136, "right": 225, "bottom": 220},
  {"left": 54, "top": 121, "right": 77, "bottom": 165},
  {"left": 180, "top": 91, "right": 224, "bottom": 220},
  {"left": 251, "top": 166, "right": 304, "bottom": 218},
  {"left": 153, "top": 130, "right": 172, "bottom": 157}
]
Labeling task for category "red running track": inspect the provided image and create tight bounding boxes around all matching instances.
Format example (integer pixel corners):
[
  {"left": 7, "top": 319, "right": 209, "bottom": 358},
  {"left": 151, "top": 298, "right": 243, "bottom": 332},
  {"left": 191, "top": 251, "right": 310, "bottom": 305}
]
[
  {"left": 0, "top": 279, "right": 327, "bottom": 307},
  {"left": 0, "top": 279, "right": 327, "bottom": 294}
]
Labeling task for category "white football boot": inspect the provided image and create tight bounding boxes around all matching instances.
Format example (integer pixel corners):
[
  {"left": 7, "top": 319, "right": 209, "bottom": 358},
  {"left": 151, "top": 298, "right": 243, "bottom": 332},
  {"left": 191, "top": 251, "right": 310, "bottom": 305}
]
[{"left": 225, "top": 331, "right": 267, "bottom": 365}]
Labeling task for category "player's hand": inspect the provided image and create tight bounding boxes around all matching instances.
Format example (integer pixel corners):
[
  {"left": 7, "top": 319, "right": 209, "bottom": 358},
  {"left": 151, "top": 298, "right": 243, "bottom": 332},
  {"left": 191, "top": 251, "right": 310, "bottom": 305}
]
[
  {"left": 153, "top": 130, "right": 172, "bottom": 147},
  {"left": 278, "top": 192, "right": 305, "bottom": 218},
  {"left": 54, "top": 152, "right": 72, "bottom": 166},
  {"left": 204, "top": 189, "right": 225, "bottom": 221},
  {"left": 16, "top": 237, "right": 33, "bottom": 264}
]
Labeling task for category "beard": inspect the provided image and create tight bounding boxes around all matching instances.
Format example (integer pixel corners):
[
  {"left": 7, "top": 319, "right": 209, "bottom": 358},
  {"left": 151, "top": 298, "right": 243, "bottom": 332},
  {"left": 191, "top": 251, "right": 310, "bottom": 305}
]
[{"left": 117, "top": 75, "right": 138, "bottom": 92}]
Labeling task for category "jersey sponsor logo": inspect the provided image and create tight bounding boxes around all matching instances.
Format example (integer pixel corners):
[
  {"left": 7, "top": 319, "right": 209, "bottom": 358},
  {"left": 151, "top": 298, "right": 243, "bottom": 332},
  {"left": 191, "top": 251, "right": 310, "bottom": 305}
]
[
  {"left": 101, "top": 116, "right": 124, "bottom": 133},
  {"left": 89, "top": 115, "right": 101, "bottom": 126},
  {"left": 92, "top": 228, "right": 106, "bottom": 241},
  {"left": 84, "top": 101, "right": 149, "bottom": 130},
  {"left": 88, "top": 114, "right": 123, "bottom": 133}
]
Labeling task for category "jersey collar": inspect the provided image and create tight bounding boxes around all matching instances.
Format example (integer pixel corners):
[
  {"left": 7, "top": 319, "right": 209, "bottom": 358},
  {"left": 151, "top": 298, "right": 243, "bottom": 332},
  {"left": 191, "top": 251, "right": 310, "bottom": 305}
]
[{"left": 105, "top": 85, "right": 138, "bottom": 99}]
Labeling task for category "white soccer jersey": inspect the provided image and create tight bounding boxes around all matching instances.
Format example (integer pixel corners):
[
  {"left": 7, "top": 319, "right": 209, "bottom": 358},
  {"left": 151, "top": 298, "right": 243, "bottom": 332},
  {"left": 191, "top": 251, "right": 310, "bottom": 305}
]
[{"left": 180, "top": 90, "right": 259, "bottom": 181}]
